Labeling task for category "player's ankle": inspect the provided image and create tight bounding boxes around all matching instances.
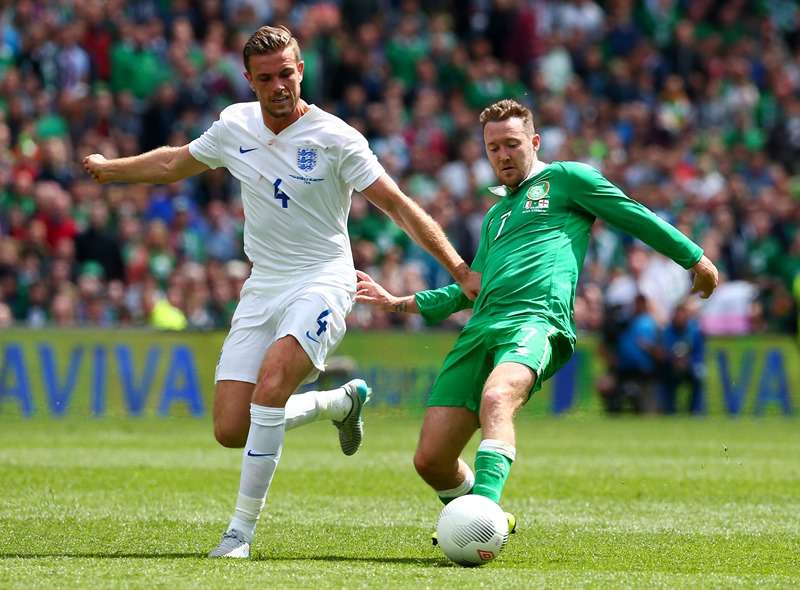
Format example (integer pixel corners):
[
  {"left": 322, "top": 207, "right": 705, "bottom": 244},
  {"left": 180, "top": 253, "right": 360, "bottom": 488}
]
[
  {"left": 320, "top": 387, "right": 353, "bottom": 422},
  {"left": 228, "top": 517, "right": 256, "bottom": 543}
]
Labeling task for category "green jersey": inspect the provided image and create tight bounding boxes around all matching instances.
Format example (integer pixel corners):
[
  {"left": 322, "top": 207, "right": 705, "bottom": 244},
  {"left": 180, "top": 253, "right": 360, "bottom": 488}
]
[{"left": 415, "top": 161, "right": 703, "bottom": 341}]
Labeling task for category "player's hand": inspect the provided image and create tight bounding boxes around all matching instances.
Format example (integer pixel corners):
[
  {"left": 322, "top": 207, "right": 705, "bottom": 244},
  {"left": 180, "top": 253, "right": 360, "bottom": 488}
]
[
  {"left": 355, "top": 270, "right": 400, "bottom": 311},
  {"left": 83, "top": 153, "right": 111, "bottom": 183},
  {"left": 690, "top": 255, "right": 719, "bottom": 299},
  {"left": 453, "top": 263, "right": 481, "bottom": 300}
]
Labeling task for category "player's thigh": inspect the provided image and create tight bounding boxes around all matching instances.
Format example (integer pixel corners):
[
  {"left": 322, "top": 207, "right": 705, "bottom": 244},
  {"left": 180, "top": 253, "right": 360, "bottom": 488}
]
[
  {"left": 415, "top": 406, "right": 480, "bottom": 470},
  {"left": 252, "top": 287, "right": 351, "bottom": 405},
  {"left": 252, "top": 334, "right": 317, "bottom": 406},
  {"left": 492, "top": 320, "right": 573, "bottom": 398},
  {"left": 215, "top": 286, "right": 276, "bottom": 385},
  {"left": 214, "top": 336, "right": 318, "bottom": 432},
  {"left": 273, "top": 286, "right": 351, "bottom": 385},
  {"left": 212, "top": 289, "right": 275, "bottom": 444},
  {"left": 427, "top": 327, "right": 493, "bottom": 414},
  {"left": 213, "top": 380, "right": 255, "bottom": 447}
]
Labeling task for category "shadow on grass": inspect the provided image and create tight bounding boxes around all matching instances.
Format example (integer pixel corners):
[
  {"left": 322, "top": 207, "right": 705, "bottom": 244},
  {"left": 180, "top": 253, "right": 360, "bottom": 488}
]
[
  {"left": 0, "top": 552, "right": 447, "bottom": 566},
  {"left": 0, "top": 552, "right": 204, "bottom": 559},
  {"left": 254, "top": 555, "right": 445, "bottom": 566}
]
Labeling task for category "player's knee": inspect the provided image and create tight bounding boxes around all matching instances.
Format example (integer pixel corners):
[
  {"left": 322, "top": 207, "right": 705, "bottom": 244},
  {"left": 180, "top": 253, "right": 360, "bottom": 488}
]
[
  {"left": 253, "top": 368, "right": 290, "bottom": 404},
  {"left": 258, "top": 368, "right": 284, "bottom": 393},
  {"left": 481, "top": 386, "right": 515, "bottom": 416}
]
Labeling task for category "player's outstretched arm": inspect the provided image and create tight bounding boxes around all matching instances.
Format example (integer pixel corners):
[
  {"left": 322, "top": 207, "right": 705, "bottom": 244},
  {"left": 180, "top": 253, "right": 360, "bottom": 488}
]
[
  {"left": 690, "top": 255, "right": 719, "bottom": 299},
  {"left": 83, "top": 145, "right": 209, "bottom": 184},
  {"left": 361, "top": 175, "right": 480, "bottom": 299},
  {"left": 355, "top": 270, "right": 419, "bottom": 313},
  {"left": 567, "top": 164, "right": 719, "bottom": 299}
]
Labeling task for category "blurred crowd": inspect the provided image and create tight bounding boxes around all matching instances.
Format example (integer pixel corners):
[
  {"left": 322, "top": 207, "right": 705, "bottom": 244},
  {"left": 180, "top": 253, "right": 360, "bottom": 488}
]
[
  {"left": 598, "top": 294, "right": 707, "bottom": 414},
  {"left": 2, "top": 0, "right": 800, "bottom": 336}
]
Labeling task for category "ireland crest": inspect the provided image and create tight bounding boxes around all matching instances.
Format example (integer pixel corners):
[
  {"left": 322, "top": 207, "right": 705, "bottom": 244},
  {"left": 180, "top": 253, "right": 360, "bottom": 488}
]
[
  {"left": 525, "top": 181, "right": 550, "bottom": 212},
  {"left": 297, "top": 147, "right": 318, "bottom": 172},
  {"left": 526, "top": 181, "right": 550, "bottom": 201}
]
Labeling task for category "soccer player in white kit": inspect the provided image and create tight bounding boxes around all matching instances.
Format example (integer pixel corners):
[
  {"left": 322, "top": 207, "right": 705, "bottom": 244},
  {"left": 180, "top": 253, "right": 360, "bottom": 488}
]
[{"left": 83, "top": 25, "right": 480, "bottom": 559}]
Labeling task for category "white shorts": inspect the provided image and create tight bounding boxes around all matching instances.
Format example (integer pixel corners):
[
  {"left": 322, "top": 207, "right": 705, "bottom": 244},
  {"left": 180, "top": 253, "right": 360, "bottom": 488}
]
[{"left": 215, "top": 280, "right": 353, "bottom": 385}]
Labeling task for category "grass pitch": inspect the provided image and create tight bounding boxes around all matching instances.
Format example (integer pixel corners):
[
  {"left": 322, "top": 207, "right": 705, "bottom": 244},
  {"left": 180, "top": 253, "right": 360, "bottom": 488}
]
[{"left": 0, "top": 413, "right": 798, "bottom": 589}]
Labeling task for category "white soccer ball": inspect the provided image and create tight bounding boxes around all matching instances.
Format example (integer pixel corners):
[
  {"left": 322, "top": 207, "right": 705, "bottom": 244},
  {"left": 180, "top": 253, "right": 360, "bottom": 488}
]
[{"left": 436, "top": 494, "right": 509, "bottom": 566}]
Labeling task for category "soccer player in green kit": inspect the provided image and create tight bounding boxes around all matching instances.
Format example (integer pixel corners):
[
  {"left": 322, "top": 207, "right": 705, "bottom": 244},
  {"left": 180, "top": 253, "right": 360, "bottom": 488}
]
[{"left": 356, "top": 99, "right": 719, "bottom": 535}]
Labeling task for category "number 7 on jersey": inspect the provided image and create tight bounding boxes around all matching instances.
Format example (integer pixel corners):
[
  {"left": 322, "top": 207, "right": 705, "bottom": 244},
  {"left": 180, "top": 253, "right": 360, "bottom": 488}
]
[{"left": 495, "top": 211, "right": 512, "bottom": 240}]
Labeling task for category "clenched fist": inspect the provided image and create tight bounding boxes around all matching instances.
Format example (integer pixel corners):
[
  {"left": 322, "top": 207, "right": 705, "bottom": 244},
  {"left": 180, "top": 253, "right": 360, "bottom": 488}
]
[
  {"left": 690, "top": 255, "right": 719, "bottom": 299},
  {"left": 83, "top": 154, "right": 111, "bottom": 183}
]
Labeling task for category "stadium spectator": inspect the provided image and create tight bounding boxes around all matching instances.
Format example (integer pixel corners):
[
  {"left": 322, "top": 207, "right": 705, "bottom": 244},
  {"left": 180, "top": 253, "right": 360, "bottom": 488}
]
[
  {"left": 0, "top": 300, "right": 11, "bottom": 328},
  {"left": 608, "top": 294, "right": 662, "bottom": 414},
  {"left": 74, "top": 199, "right": 124, "bottom": 281},
  {"left": 50, "top": 289, "right": 78, "bottom": 327},
  {"left": 661, "top": 298, "right": 706, "bottom": 415}
]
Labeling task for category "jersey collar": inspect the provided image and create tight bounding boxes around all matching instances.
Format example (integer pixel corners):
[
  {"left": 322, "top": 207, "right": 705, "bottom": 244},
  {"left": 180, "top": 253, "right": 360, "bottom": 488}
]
[
  {"left": 488, "top": 160, "right": 548, "bottom": 197},
  {"left": 260, "top": 102, "right": 317, "bottom": 138}
]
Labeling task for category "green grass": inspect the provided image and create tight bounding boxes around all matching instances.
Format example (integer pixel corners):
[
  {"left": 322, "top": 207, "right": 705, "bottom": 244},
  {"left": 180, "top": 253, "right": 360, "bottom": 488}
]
[{"left": 0, "top": 413, "right": 798, "bottom": 589}]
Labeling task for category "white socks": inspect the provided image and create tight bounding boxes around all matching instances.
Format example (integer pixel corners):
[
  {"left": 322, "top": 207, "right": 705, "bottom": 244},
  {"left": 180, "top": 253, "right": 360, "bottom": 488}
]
[
  {"left": 228, "top": 404, "right": 285, "bottom": 542},
  {"left": 436, "top": 461, "right": 475, "bottom": 503},
  {"left": 315, "top": 387, "right": 355, "bottom": 421},
  {"left": 225, "top": 388, "right": 354, "bottom": 542},
  {"left": 284, "top": 387, "right": 353, "bottom": 430}
]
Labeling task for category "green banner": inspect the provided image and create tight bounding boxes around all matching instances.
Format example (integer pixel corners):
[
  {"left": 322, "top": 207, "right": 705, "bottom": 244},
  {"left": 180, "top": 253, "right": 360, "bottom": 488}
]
[{"left": 0, "top": 329, "right": 795, "bottom": 417}]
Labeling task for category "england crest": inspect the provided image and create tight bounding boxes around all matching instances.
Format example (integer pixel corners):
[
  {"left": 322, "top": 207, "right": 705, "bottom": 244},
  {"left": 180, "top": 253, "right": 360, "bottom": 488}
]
[{"left": 297, "top": 147, "right": 318, "bottom": 172}]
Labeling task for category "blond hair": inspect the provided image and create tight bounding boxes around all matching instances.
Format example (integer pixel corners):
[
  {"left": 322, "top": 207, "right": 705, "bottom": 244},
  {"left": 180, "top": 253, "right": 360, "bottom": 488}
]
[
  {"left": 243, "top": 25, "right": 301, "bottom": 70},
  {"left": 479, "top": 99, "right": 535, "bottom": 134}
]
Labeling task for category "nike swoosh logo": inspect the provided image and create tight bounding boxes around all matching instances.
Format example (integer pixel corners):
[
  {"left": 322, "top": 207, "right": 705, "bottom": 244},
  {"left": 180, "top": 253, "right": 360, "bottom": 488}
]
[
  {"left": 247, "top": 450, "right": 275, "bottom": 457},
  {"left": 305, "top": 330, "right": 320, "bottom": 343},
  {"left": 239, "top": 146, "right": 258, "bottom": 154}
]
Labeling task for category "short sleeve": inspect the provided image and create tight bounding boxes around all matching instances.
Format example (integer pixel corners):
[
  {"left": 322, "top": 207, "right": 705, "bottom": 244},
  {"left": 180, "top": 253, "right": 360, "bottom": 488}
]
[
  {"left": 189, "top": 119, "right": 226, "bottom": 170},
  {"left": 339, "top": 130, "right": 385, "bottom": 192}
]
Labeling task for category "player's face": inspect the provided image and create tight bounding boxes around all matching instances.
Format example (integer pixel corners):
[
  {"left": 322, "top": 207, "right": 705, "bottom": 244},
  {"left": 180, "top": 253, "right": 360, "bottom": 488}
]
[
  {"left": 245, "top": 47, "right": 304, "bottom": 119},
  {"left": 483, "top": 118, "right": 540, "bottom": 189}
]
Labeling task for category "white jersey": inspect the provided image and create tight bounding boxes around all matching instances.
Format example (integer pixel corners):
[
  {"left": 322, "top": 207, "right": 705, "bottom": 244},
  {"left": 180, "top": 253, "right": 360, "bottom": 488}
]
[{"left": 189, "top": 102, "right": 384, "bottom": 290}]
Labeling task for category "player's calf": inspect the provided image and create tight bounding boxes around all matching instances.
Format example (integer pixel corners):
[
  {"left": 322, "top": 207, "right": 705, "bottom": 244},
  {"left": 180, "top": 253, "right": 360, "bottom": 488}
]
[
  {"left": 434, "top": 461, "right": 475, "bottom": 505},
  {"left": 213, "top": 379, "right": 256, "bottom": 448},
  {"left": 214, "top": 422, "right": 248, "bottom": 448},
  {"left": 413, "top": 451, "right": 467, "bottom": 492}
]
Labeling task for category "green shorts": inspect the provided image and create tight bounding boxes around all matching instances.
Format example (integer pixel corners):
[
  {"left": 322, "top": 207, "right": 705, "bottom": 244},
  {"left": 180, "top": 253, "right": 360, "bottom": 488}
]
[{"left": 426, "top": 317, "right": 574, "bottom": 413}]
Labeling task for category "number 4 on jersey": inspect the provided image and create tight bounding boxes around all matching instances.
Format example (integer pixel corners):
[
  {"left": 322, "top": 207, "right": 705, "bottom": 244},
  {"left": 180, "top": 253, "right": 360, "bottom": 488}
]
[
  {"left": 305, "top": 309, "right": 331, "bottom": 344},
  {"left": 273, "top": 178, "right": 290, "bottom": 209}
]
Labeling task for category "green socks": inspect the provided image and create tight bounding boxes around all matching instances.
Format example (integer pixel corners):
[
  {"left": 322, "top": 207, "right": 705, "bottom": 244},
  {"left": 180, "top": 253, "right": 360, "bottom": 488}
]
[
  {"left": 431, "top": 441, "right": 516, "bottom": 505},
  {"left": 472, "top": 439, "right": 516, "bottom": 503}
]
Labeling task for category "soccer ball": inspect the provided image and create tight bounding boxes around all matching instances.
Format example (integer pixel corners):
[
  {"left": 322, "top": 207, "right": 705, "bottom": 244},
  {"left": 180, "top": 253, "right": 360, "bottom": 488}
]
[{"left": 436, "top": 494, "right": 509, "bottom": 566}]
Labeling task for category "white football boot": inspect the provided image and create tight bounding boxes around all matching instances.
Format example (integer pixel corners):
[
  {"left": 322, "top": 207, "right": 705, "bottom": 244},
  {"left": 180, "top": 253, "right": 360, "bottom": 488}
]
[
  {"left": 332, "top": 379, "right": 371, "bottom": 456},
  {"left": 208, "top": 529, "right": 250, "bottom": 558}
]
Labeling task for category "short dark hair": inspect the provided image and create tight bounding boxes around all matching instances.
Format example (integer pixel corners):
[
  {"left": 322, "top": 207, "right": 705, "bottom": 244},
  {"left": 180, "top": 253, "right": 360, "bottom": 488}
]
[
  {"left": 243, "top": 25, "right": 301, "bottom": 71},
  {"left": 479, "top": 99, "right": 535, "bottom": 134}
]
